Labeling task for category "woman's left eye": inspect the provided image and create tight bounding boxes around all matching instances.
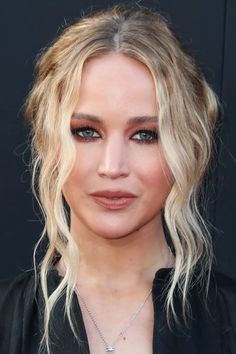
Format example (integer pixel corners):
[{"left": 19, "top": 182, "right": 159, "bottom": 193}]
[{"left": 132, "top": 129, "right": 158, "bottom": 144}]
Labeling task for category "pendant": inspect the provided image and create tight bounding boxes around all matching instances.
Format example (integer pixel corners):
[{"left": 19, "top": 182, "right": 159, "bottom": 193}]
[{"left": 106, "top": 346, "right": 115, "bottom": 352}]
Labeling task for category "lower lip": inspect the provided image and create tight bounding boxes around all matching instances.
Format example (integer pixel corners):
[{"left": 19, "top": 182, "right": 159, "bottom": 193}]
[{"left": 91, "top": 196, "right": 136, "bottom": 209}]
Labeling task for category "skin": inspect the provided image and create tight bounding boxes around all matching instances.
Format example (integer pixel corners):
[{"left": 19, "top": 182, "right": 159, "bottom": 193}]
[
  {"left": 55, "top": 52, "right": 175, "bottom": 353},
  {"left": 57, "top": 52, "right": 175, "bottom": 293}
]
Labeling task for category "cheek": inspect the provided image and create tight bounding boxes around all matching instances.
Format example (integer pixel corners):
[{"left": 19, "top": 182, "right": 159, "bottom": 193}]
[
  {"left": 68, "top": 149, "right": 95, "bottom": 183},
  {"left": 62, "top": 152, "right": 91, "bottom": 201},
  {"left": 140, "top": 154, "right": 173, "bottom": 196}
]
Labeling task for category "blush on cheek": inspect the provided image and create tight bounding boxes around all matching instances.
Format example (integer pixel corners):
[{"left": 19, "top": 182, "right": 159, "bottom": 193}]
[
  {"left": 162, "top": 166, "right": 174, "bottom": 189},
  {"left": 157, "top": 150, "right": 174, "bottom": 186}
]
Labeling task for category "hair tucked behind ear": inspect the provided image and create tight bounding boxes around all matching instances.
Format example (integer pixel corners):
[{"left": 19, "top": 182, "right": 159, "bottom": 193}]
[{"left": 24, "top": 3, "right": 219, "bottom": 353}]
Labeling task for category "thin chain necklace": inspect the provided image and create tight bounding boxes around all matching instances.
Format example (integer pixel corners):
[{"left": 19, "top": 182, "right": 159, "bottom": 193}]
[{"left": 74, "top": 246, "right": 173, "bottom": 353}]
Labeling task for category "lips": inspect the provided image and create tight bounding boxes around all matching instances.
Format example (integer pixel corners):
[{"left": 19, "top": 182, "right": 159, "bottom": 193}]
[
  {"left": 90, "top": 190, "right": 137, "bottom": 209},
  {"left": 90, "top": 190, "right": 136, "bottom": 198}
]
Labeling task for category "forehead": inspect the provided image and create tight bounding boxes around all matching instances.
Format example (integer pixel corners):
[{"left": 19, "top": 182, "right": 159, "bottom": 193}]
[
  {"left": 82, "top": 52, "right": 154, "bottom": 82},
  {"left": 76, "top": 52, "right": 158, "bottom": 117}
]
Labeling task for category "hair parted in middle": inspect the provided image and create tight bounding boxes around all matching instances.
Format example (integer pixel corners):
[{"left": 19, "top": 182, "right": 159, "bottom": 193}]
[{"left": 24, "top": 3, "right": 219, "bottom": 353}]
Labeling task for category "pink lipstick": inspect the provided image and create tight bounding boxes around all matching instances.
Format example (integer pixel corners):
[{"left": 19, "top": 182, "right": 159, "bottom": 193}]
[{"left": 90, "top": 190, "right": 137, "bottom": 210}]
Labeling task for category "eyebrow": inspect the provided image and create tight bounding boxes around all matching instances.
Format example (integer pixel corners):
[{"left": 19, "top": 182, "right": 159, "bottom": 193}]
[{"left": 71, "top": 112, "right": 158, "bottom": 125}]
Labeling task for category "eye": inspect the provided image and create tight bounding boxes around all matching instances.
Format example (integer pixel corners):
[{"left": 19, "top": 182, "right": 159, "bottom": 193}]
[
  {"left": 131, "top": 129, "right": 158, "bottom": 144},
  {"left": 71, "top": 126, "right": 100, "bottom": 140}
]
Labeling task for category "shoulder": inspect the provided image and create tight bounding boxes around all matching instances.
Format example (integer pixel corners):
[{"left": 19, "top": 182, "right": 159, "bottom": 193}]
[
  {"left": 0, "top": 269, "right": 38, "bottom": 321},
  {"left": 0, "top": 269, "right": 42, "bottom": 352},
  {"left": 0, "top": 268, "right": 37, "bottom": 300},
  {"left": 211, "top": 269, "right": 236, "bottom": 298},
  {"left": 210, "top": 269, "right": 236, "bottom": 342}
]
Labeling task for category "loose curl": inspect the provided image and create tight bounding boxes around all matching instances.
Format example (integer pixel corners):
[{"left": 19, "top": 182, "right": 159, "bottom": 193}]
[{"left": 24, "top": 3, "right": 219, "bottom": 353}]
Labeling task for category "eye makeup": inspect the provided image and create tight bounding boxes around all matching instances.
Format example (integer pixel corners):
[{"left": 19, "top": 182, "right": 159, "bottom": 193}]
[{"left": 70, "top": 125, "right": 159, "bottom": 144}]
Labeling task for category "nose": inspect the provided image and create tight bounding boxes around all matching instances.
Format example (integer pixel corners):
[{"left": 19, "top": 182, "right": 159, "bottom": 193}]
[{"left": 97, "top": 135, "right": 130, "bottom": 179}]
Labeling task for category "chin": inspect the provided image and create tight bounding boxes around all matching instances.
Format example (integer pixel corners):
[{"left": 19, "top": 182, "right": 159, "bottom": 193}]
[
  {"left": 101, "top": 233, "right": 132, "bottom": 240},
  {"left": 88, "top": 223, "right": 137, "bottom": 240},
  {"left": 88, "top": 218, "right": 149, "bottom": 241}
]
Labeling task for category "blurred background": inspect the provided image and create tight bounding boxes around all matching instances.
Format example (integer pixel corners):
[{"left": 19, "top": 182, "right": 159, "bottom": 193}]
[{"left": 0, "top": 0, "right": 235, "bottom": 279}]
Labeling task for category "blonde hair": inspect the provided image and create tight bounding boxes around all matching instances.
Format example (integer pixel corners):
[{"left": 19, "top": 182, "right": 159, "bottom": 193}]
[{"left": 24, "top": 3, "right": 219, "bottom": 353}]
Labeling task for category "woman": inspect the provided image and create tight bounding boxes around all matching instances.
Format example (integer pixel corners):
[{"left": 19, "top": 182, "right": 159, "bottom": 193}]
[{"left": 0, "top": 3, "right": 235, "bottom": 354}]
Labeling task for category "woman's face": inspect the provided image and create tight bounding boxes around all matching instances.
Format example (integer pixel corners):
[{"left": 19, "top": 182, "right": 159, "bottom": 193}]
[{"left": 63, "top": 52, "right": 173, "bottom": 240}]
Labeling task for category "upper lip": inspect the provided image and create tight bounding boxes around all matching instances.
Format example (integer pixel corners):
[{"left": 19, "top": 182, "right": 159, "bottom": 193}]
[{"left": 90, "top": 190, "right": 137, "bottom": 198}]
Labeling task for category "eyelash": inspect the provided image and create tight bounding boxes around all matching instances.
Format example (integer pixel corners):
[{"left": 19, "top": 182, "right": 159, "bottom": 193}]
[{"left": 70, "top": 125, "right": 159, "bottom": 144}]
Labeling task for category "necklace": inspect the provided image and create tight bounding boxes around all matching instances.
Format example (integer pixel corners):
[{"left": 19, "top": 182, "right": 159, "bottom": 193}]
[{"left": 75, "top": 246, "right": 174, "bottom": 353}]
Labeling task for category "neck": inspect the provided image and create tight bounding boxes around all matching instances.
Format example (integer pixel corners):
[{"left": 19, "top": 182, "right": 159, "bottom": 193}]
[{"left": 58, "top": 213, "right": 175, "bottom": 292}]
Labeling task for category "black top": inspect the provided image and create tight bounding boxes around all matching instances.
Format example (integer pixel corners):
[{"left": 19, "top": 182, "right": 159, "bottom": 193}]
[{"left": 0, "top": 257, "right": 236, "bottom": 354}]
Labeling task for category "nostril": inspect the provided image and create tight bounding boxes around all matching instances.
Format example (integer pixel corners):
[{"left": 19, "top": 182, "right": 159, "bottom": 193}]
[{"left": 97, "top": 163, "right": 130, "bottom": 179}]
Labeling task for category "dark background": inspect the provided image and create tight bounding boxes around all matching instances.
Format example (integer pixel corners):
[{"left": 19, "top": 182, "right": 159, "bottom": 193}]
[{"left": 1, "top": 0, "right": 235, "bottom": 280}]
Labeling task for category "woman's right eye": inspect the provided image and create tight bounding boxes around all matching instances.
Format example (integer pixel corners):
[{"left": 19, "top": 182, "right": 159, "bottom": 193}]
[{"left": 71, "top": 126, "right": 100, "bottom": 141}]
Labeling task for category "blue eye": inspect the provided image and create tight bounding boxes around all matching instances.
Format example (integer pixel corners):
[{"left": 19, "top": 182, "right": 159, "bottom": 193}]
[
  {"left": 71, "top": 126, "right": 158, "bottom": 144},
  {"left": 71, "top": 126, "right": 100, "bottom": 140},
  {"left": 132, "top": 129, "right": 158, "bottom": 143}
]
